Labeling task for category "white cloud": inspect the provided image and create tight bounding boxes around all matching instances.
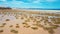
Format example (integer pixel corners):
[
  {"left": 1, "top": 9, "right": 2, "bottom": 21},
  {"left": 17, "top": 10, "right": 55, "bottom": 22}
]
[
  {"left": 0, "top": 0, "right": 6, "bottom": 1},
  {"left": 11, "top": 1, "right": 24, "bottom": 4},
  {"left": 32, "top": 0, "right": 45, "bottom": 3},
  {"left": 33, "top": 0, "right": 40, "bottom": 3},
  {"left": 46, "top": 0, "right": 57, "bottom": 2},
  {"left": 32, "top": 0, "right": 57, "bottom": 3}
]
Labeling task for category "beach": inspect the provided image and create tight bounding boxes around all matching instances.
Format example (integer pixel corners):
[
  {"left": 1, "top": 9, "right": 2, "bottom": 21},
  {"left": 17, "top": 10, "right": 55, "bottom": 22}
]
[{"left": 0, "top": 9, "right": 60, "bottom": 34}]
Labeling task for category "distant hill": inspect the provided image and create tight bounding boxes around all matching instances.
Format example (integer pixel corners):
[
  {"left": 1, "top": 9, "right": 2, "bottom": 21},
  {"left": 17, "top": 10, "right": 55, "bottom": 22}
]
[{"left": 0, "top": 7, "right": 11, "bottom": 9}]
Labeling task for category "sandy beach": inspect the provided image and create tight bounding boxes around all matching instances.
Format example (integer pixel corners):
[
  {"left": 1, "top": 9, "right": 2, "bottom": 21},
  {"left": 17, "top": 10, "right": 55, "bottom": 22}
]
[{"left": 0, "top": 9, "right": 60, "bottom": 34}]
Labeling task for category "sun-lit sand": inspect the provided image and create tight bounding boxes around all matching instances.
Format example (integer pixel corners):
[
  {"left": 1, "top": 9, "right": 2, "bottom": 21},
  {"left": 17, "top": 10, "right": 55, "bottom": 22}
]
[{"left": 0, "top": 9, "right": 60, "bottom": 34}]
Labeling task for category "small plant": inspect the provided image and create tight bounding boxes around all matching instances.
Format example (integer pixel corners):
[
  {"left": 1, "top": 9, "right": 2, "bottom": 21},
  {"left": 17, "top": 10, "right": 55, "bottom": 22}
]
[
  {"left": 21, "top": 17, "right": 24, "bottom": 19},
  {"left": 10, "top": 29, "right": 18, "bottom": 34},
  {"left": 9, "top": 25, "right": 13, "bottom": 27},
  {"left": 22, "top": 22, "right": 30, "bottom": 28},
  {"left": 16, "top": 24, "right": 19, "bottom": 25},
  {"left": 0, "top": 25, "right": 4, "bottom": 27},
  {"left": 22, "top": 22, "right": 28, "bottom": 25},
  {"left": 2, "top": 23, "right": 6, "bottom": 26},
  {"left": 16, "top": 24, "right": 20, "bottom": 28},
  {"left": 6, "top": 19, "right": 10, "bottom": 21},
  {"left": 0, "top": 30, "right": 3, "bottom": 33},
  {"left": 31, "top": 27, "right": 38, "bottom": 30},
  {"left": 16, "top": 25, "right": 20, "bottom": 28},
  {"left": 50, "top": 25, "right": 60, "bottom": 29},
  {"left": 23, "top": 25, "right": 30, "bottom": 28},
  {"left": 47, "top": 28, "right": 54, "bottom": 34}
]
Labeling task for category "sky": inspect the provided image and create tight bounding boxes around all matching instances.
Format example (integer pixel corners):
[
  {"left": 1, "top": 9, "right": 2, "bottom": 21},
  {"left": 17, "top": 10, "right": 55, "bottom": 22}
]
[{"left": 0, "top": 0, "right": 60, "bottom": 9}]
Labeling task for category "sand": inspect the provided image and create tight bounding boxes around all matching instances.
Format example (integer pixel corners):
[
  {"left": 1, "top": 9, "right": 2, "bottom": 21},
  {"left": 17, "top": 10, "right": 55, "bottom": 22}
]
[{"left": 0, "top": 9, "right": 60, "bottom": 34}]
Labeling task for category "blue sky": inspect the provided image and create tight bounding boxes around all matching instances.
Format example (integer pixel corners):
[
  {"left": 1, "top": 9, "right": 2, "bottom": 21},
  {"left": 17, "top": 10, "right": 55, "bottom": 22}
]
[{"left": 0, "top": 0, "right": 60, "bottom": 9}]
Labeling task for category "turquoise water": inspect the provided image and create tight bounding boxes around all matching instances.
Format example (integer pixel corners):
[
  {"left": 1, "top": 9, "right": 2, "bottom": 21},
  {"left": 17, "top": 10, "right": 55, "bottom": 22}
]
[{"left": 0, "top": 0, "right": 60, "bottom": 9}]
